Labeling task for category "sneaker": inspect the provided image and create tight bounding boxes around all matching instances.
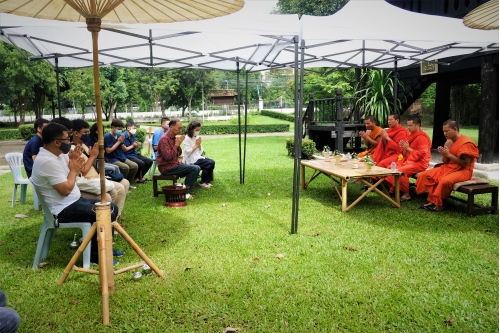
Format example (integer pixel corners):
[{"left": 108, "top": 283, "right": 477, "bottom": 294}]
[
  {"left": 113, "top": 249, "right": 124, "bottom": 257},
  {"left": 114, "top": 260, "right": 119, "bottom": 266}
]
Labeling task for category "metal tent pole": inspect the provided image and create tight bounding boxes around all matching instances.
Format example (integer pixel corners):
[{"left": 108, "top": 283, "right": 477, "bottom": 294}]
[
  {"left": 291, "top": 36, "right": 304, "bottom": 234},
  {"left": 55, "top": 56, "right": 62, "bottom": 118},
  {"left": 393, "top": 58, "right": 398, "bottom": 113},
  {"left": 243, "top": 70, "right": 249, "bottom": 184},
  {"left": 237, "top": 59, "right": 242, "bottom": 184}
]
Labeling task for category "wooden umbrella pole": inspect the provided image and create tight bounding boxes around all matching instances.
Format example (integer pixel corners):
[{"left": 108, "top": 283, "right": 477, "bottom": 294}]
[{"left": 87, "top": 17, "right": 107, "bottom": 204}]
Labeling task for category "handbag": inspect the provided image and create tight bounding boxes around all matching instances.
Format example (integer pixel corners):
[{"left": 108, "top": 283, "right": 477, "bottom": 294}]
[
  {"left": 76, "top": 175, "right": 114, "bottom": 195},
  {"left": 105, "top": 169, "right": 125, "bottom": 182}
]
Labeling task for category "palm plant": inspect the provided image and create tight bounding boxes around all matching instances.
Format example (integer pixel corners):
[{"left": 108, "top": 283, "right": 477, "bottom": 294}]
[{"left": 356, "top": 69, "right": 403, "bottom": 127}]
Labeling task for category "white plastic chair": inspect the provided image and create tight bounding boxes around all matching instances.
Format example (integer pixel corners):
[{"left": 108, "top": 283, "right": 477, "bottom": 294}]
[
  {"left": 148, "top": 138, "right": 157, "bottom": 177},
  {"left": 5, "top": 152, "right": 39, "bottom": 210},
  {"left": 31, "top": 184, "right": 92, "bottom": 269}
]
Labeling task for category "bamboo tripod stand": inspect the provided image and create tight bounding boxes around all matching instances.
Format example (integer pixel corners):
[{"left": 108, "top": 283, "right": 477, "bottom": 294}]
[{"left": 57, "top": 202, "right": 163, "bottom": 325}]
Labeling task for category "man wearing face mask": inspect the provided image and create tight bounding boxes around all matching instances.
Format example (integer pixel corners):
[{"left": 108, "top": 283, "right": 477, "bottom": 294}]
[
  {"left": 122, "top": 122, "right": 153, "bottom": 183},
  {"left": 104, "top": 119, "right": 139, "bottom": 185},
  {"left": 31, "top": 123, "right": 119, "bottom": 265},
  {"left": 152, "top": 117, "right": 170, "bottom": 153}
]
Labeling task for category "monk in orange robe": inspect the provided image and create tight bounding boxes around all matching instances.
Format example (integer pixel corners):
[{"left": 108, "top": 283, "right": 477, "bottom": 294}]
[
  {"left": 416, "top": 119, "right": 479, "bottom": 212},
  {"left": 357, "top": 116, "right": 383, "bottom": 158},
  {"left": 385, "top": 116, "right": 431, "bottom": 201},
  {"left": 372, "top": 113, "right": 408, "bottom": 168}
]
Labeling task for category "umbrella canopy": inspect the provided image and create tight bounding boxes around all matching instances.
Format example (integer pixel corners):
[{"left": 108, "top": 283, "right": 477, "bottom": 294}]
[
  {"left": 463, "top": 0, "right": 499, "bottom": 30},
  {"left": 0, "top": 0, "right": 244, "bottom": 23}
]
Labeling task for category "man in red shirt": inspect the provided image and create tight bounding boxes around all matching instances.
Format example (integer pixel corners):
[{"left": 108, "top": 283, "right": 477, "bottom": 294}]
[{"left": 156, "top": 119, "right": 200, "bottom": 199}]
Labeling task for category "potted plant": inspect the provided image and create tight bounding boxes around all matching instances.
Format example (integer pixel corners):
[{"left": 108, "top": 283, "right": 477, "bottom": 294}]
[
  {"left": 363, "top": 155, "right": 376, "bottom": 171},
  {"left": 333, "top": 149, "right": 343, "bottom": 164}
]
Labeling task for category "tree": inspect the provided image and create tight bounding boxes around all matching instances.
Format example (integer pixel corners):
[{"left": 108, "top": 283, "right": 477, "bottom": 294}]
[
  {"left": 62, "top": 68, "right": 94, "bottom": 119},
  {"left": 303, "top": 68, "right": 355, "bottom": 99},
  {"left": 273, "top": 0, "right": 348, "bottom": 17},
  {"left": 100, "top": 67, "right": 128, "bottom": 120},
  {"left": 169, "top": 69, "right": 215, "bottom": 118}
]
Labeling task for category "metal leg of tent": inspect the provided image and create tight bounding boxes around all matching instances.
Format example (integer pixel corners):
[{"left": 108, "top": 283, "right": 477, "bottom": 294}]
[
  {"left": 394, "top": 58, "right": 398, "bottom": 113},
  {"left": 243, "top": 71, "right": 249, "bottom": 184}
]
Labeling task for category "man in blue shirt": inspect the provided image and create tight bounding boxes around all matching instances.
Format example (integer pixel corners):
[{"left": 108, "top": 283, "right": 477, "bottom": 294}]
[
  {"left": 104, "top": 119, "right": 138, "bottom": 185},
  {"left": 123, "top": 122, "right": 153, "bottom": 183},
  {"left": 23, "top": 118, "right": 49, "bottom": 178},
  {"left": 152, "top": 117, "right": 170, "bottom": 153}
]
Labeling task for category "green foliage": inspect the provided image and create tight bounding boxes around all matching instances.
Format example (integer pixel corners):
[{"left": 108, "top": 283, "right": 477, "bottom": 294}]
[
  {"left": 356, "top": 69, "right": 402, "bottom": 127},
  {"left": 261, "top": 110, "right": 294, "bottom": 122},
  {"left": 227, "top": 115, "right": 257, "bottom": 125},
  {"left": 286, "top": 137, "right": 317, "bottom": 159},
  {"left": 420, "top": 82, "right": 436, "bottom": 111},
  {"left": 125, "top": 116, "right": 134, "bottom": 124},
  {"left": 0, "top": 129, "right": 22, "bottom": 141},
  {"left": 273, "top": 0, "right": 349, "bottom": 17},
  {"left": 201, "top": 124, "right": 289, "bottom": 135},
  {"left": 18, "top": 124, "right": 35, "bottom": 140},
  {"left": 135, "top": 127, "right": 147, "bottom": 146},
  {"left": 304, "top": 69, "right": 356, "bottom": 99}
]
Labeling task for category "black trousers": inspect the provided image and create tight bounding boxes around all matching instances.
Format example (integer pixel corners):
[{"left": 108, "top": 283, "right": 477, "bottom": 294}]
[
  {"left": 194, "top": 158, "right": 215, "bottom": 184},
  {"left": 127, "top": 154, "right": 153, "bottom": 180}
]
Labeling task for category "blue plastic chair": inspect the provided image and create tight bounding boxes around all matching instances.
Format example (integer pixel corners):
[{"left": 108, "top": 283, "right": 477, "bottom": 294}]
[
  {"left": 31, "top": 184, "right": 92, "bottom": 269},
  {"left": 5, "top": 152, "right": 39, "bottom": 210}
]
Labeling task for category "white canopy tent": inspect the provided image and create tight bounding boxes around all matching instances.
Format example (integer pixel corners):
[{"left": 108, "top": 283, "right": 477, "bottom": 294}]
[{"left": 0, "top": 0, "right": 497, "bottom": 233}]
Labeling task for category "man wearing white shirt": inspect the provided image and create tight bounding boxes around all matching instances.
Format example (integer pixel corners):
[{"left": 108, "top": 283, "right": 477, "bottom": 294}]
[{"left": 30, "top": 123, "right": 118, "bottom": 264}]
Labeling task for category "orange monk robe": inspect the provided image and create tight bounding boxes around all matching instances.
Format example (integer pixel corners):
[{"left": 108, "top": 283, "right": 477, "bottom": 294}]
[
  {"left": 385, "top": 130, "right": 431, "bottom": 194},
  {"left": 416, "top": 135, "right": 479, "bottom": 207},
  {"left": 372, "top": 125, "right": 408, "bottom": 168},
  {"left": 357, "top": 126, "right": 383, "bottom": 158}
]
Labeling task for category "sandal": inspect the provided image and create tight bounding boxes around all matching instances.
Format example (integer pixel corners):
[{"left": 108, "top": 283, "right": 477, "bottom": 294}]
[{"left": 400, "top": 197, "right": 412, "bottom": 202}]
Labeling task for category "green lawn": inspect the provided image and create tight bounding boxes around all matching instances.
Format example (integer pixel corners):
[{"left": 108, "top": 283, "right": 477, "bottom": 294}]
[
  {"left": 0, "top": 136, "right": 497, "bottom": 332},
  {"left": 423, "top": 127, "right": 479, "bottom": 145}
]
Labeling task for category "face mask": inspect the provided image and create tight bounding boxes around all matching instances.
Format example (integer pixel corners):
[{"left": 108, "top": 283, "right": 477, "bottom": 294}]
[
  {"left": 130, "top": 129, "right": 137, "bottom": 135},
  {"left": 80, "top": 134, "right": 90, "bottom": 143},
  {"left": 115, "top": 129, "right": 123, "bottom": 136},
  {"left": 59, "top": 142, "right": 72, "bottom": 154},
  {"left": 194, "top": 131, "right": 200, "bottom": 137}
]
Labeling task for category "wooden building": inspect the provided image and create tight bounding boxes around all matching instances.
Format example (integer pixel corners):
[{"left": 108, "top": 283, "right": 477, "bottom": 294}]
[{"left": 207, "top": 89, "right": 238, "bottom": 105}]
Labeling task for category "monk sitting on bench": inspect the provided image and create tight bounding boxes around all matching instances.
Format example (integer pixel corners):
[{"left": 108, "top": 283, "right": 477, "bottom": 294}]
[
  {"left": 357, "top": 116, "right": 383, "bottom": 159},
  {"left": 385, "top": 116, "right": 431, "bottom": 202},
  {"left": 416, "top": 119, "right": 479, "bottom": 212}
]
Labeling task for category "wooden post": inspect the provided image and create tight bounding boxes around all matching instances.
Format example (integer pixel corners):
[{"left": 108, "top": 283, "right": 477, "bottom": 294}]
[
  {"left": 432, "top": 75, "right": 451, "bottom": 148},
  {"left": 479, "top": 55, "right": 498, "bottom": 163}
]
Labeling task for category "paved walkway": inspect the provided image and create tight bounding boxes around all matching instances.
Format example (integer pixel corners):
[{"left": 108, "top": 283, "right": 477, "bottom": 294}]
[{"left": 1, "top": 134, "right": 497, "bottom": 180}]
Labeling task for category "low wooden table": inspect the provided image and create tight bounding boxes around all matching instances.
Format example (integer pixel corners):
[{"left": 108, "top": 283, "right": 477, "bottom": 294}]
[{"left": 301, "top": 159, "right": 402, "bottom": 212}]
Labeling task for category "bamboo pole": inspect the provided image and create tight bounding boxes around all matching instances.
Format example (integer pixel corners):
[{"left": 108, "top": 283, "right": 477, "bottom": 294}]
[
  {"left": 112, "top": 222, "right": 163, "bottom": 277},
  {"left": 96, "top": 202, "right": 115, "bottom": 294},
  {"left": 114, "top": 262, "right": 145, "bottom": 275},
  {"left": 58, "top": 224, "right": 97, "bottom": 285},
  {"left": 98, "top": 224, "right": 110, "bottom": 325}
]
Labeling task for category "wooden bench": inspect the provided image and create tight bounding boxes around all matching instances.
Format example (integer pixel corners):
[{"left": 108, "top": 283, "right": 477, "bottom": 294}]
[
  {"left": 152, "top": 174, "right": 178, "bottom": 197},
  {"left": 449, "top": 181, "right": 498, "bottom": 217}
]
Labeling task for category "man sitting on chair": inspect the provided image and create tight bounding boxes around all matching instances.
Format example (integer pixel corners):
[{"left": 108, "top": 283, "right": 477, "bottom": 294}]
[
  {"left": 23, "top": 117, "right": 49, "bottom": 178},
  {"left": 156, "top": 119, "right": 200, "bottom": 199},
  {"left": 123, "top": 122, "right": 153, "bottom": 183},
  {"left": 30, "top": 123, "right": 119, "bottom": 264},
  {"left": 372, "top": 113, "right": 408, "bottom": 168}
]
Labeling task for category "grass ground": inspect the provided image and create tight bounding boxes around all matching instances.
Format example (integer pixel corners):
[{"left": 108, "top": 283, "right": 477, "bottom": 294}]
[{"left": 0, "top": 136, "right": 497, "bottom": 332}]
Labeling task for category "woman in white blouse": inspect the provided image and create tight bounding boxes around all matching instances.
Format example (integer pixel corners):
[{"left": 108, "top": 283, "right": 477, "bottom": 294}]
[{"left": 183, "top": 121, "right": 215, "bottom": 188}]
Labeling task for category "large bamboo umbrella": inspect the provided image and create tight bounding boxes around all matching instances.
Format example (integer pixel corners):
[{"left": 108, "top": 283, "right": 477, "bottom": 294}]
[
  {"left": 0, "top": 0, "right": 243, "bottom": 325},
  {"left": 463, "top": 0, "right": 499, "bottom": 30}
]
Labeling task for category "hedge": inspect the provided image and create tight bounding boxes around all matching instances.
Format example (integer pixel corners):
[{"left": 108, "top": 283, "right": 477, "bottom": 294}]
[
  {"left": 285, "top": 138, "right": 317, "bottom": 159},
  {"left": 200, "top": 124, "right": 289, "bottom": 135},
  {"left": 19, "top": 124, "right": 35, "bottom": 140},
  {"left": 0, "top": 129, "right": 22, "bottom": 141},
  {"left": 261, "top": 110, "right": 294, "bottom": 122}
]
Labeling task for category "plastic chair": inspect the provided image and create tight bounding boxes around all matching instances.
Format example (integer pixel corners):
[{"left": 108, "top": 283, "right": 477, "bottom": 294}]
[
  {"left": 148, "top": 138, "right": 157, "bottom": 177},
  {"left": 5, "top": 152, "right": 39, "bottom": 210},
  {"left": 31, "top": 184, "right": 92, "bottom": 269}
]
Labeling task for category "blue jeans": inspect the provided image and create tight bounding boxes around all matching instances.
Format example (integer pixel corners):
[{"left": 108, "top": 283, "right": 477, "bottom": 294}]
[
  {"left": 57, "top": 198, "right": 118, "bottom": 263},
  {"left": 0, "top": 291, "right": 20, "bottom": 333},
  {"left": 161, "top": 164, "right": 200, "bottom": 193}
]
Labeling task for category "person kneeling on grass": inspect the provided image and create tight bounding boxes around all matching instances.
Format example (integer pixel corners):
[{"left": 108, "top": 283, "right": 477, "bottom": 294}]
[
  {"left": 123, "top": 122, "right": 153, "bottom": 183},
  {"left": 183, "top": 121, "right": 215, "bottom": 188},
  {"left": 31, "top": 123, "right": 123, "bottom": 265},
  {"left": 156, "top": 118, "right": 200, "bottom": 199},
  {"left": 72, "top": 119, "right": 130, "bottom": 223}
]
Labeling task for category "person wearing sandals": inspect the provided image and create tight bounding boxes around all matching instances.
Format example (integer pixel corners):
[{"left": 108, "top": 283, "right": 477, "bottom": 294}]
[{"left": 183, "top": 121, "right": 215, "bottom": 188}]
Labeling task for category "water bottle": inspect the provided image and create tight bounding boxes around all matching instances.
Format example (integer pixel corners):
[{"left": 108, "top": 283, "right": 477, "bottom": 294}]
[
  {"left": 390, "top": 161, "right": 397, "bottom": 171},
  {"left": 346, "top": 152, "right": 351, "bottom": 160}
]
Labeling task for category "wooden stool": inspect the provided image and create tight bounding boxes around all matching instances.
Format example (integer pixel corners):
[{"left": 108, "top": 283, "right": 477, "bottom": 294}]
[
  {"left": 152, "top": 174, "right": 178, "bottom": 197},
  {"left": 451, "top": 183, "right": 498, "bottom": 216}
]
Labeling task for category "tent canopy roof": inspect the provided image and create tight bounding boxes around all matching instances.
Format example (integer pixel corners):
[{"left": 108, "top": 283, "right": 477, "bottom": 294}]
[{"left": 0, "top": 0, "right": 497, "bottom": 71}]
